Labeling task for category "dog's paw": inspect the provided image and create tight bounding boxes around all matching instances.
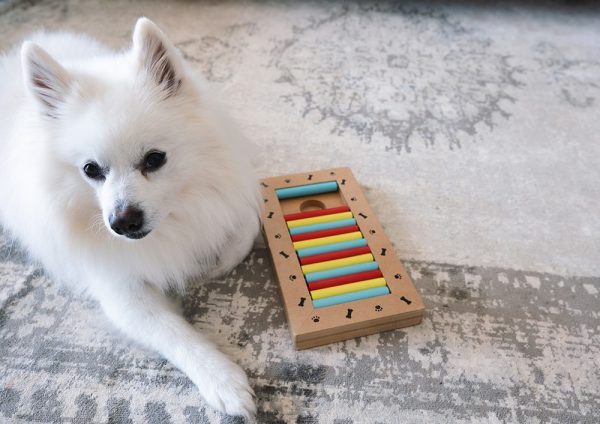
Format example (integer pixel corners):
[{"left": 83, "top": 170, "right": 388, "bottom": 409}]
[{"left": 194, "top": 357, "right": 256, "bottom": 418}]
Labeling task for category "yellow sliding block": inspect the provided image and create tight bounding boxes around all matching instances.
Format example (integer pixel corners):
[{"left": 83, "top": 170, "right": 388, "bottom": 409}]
[
  {"left": 311, "top": 278, "right": 388, "bottom": 300},
  {"left": 293, "top": 231, "right": 363, "bottom": 250},
  {"left": 301, "top": 253, "right": 374, "bottom": 274},
  {"left": 287, "top": 212, "right": 354, "bottom": 229}
]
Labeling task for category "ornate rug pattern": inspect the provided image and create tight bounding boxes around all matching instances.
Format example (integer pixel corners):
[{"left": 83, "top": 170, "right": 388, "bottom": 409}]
[{"left": 1, "top": 1, "right": 599, "bottom": 423}]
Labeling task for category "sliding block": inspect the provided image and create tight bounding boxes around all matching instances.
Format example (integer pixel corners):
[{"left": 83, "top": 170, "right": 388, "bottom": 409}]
[
  {"left": 307, "top": 269, "right": 384, "bottom": 291},
  {"left": 304, "top": 261, "right": 379, "bottom": 283},
  {"left": 287, "top": 212, "right": 354, "bottom": 229},
  {"left": 311, "top": 278, "right": 387, "bottom": 300},
  {"left": 291, "top": 225, "right": 359, "bottom": 242},
  {"left": 292, "top": 231, "right": 362, "bottom": 250},
  {"left": 296, "top": 238, "right": 369, "bottom": 258},
  {"left": 312, "top": 286, "right": 391, "bottom": 308},
  {"left": 284, "top": 206, "right": 350, "bottom": 221},
  {"left": 289, "top": 218, "right": 357, "bottom": 236},
  {"left": 276, "top": 181, "right": 338, "bottom": 199},
  {"left": 299, "top": 246, "right": 371, "bottom": 265},
  {"left": 301, "top": 253, "right": 374, "bottom": 274}
]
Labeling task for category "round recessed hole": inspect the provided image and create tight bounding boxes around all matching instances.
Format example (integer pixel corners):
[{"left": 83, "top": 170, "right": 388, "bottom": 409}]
[{"left": 300, "top": 199, "right": 326, "bottom": 212}]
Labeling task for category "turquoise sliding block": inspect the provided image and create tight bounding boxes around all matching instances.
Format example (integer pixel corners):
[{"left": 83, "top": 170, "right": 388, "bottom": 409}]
[
  {"left": 289, "top": 218, "right": 357, "bottom": 236},
  {"left": 305, "top": 261, "right": 379, "bottom": 283},
  {"left": 276, "top": 181, "right": 338, "bottom": 200},
  {"left": 296, "top": 238, "right": 368, "bottom": 258},
  {"left": 313, "top": 286, "right": 390, "bottom": 308}
]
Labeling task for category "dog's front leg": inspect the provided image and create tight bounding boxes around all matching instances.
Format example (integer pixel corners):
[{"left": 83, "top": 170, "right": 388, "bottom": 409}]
[{"left": 91, "top": 279, "right": 255, "bottom": 418}]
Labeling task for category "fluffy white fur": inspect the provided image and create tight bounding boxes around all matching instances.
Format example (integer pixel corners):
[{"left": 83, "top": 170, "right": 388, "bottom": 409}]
[{"left": 0, "top": 18, "right": 260, "bottom": 417}]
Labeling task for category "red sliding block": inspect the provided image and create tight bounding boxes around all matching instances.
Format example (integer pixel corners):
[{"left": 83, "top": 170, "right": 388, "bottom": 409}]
[
  {"left": 291, "top": 225, "right": 360, "bottom": 242},
  {"left": 284, "top": 205, "right": 350, "bottom": 222},
  {"left": 299, "top": 245, "right": 371, "bottom": 265},
  {"left": 307, "top": 269, "right": 383, "bottom": 291}
]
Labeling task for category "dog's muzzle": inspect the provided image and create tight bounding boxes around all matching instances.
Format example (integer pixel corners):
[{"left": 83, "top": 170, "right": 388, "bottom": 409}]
[{"left": 109, "top": 205, "right": 149, "bottom": 239}]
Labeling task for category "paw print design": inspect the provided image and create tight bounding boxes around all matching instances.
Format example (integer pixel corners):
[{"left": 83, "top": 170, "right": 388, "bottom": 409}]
[
  {"left": 284, "top": 178, "right": 291, "bottom": 183},
  {"left": 312, "top": 316, "right": 320, "bottom": 323},
  {"left": 369, "top": 229, "right": 376, "bottom": 234},
  {"left": 289, "top": 274, "right": 297, "bottom": 281},
  {"left": 274, "top": 233, "right": 281, "bottom": 239},
  {"left": 375, "top": 305, "right": 383, "bottom": 312},
  {"left": 394, "top": 273, "right": 402, "bottom": 279}
]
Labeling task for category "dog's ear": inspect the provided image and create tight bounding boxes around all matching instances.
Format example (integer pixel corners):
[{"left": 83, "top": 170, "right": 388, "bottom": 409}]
[
  {"left": 21, "top": 41, "right": 73, "bottom": 118},
  {"left": 133, "top": 17, "right": 184, "bottom": 99}
]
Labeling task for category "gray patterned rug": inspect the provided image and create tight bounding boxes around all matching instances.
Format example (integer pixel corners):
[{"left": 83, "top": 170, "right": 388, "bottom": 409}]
[{"left": 1, "top": 1, "right": 599, "bottom": 423}]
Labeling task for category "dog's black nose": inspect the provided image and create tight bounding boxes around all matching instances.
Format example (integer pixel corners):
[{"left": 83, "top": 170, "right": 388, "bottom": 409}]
[{"left": 109, "top": 206, "right": 144, "bottom": 237}]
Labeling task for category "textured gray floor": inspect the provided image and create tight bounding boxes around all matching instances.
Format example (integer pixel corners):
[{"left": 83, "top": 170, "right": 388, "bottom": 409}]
[{"left": 1, "top": 1, "right": 599, "bottom": 423}]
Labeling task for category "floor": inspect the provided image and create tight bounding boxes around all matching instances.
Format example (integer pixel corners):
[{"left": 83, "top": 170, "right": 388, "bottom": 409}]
[{"left": 0, "top": 1, "right": 599, "bottom": 423}]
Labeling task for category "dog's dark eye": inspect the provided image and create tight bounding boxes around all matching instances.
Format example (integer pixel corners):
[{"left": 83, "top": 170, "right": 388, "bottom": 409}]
[
  {"left": 83, "top": 162, "right": 105, "bottom": 180},
  {"left": 143, "top": 151, "right": 167, "bottom": 172}
]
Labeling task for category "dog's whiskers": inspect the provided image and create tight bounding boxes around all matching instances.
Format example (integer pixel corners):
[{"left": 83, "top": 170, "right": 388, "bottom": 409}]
[{"left": 86, "top": 213, "right": 106, "bottom": 235}]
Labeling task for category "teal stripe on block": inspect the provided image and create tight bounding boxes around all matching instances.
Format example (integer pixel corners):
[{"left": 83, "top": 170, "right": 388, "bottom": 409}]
[
  {"left": 296, "top": 238, "right": 368, "bottom": 258},
  {"left": 276, "top": 181, "right": 338, "bottom": 200},
  {"left": 305, "top": 261, "right": 379, "bottom": 283},
  {"left": 313, "top": 286, "right": 390, "bottom": 308},
  {"left": 289, "top": 218, "right": 357, "bottom": 235}
]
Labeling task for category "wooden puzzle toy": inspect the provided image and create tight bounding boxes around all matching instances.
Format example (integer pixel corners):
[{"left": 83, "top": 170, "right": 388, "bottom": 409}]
[{"left": 259, "top": 167, "right": 425, "bottom": 349}]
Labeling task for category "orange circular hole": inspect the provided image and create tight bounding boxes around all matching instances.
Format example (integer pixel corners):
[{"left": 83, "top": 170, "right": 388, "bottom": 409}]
[{"left": 299, "top": 199, "right": 326, "bottom": 212}]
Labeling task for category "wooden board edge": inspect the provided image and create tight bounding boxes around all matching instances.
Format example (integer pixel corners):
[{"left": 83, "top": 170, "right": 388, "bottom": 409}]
[
  {"left": 295, "top": 304, "right": 424, "bottom": 343},
  {"left": 295, "top": 315, "right": 424, "bottom": 350}
]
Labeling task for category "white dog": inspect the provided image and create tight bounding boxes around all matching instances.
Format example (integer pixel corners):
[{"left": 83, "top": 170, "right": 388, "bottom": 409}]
[{"left": 0, "top": 18, "right": 260, "bottom": 418}]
